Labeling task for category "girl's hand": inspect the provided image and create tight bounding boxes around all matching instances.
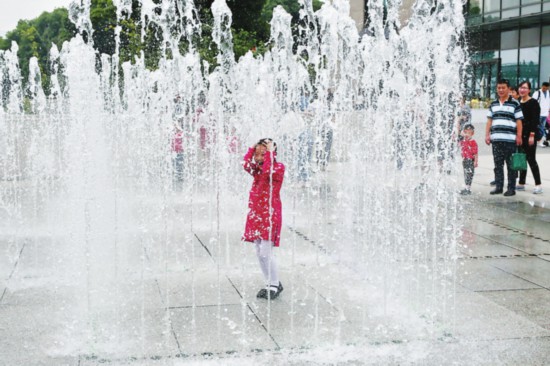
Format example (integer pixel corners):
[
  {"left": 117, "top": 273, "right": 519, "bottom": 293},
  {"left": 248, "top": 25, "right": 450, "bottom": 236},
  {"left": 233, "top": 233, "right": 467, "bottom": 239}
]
[{"left": 529, "top": 136, "right": 535, "bottom": 146}]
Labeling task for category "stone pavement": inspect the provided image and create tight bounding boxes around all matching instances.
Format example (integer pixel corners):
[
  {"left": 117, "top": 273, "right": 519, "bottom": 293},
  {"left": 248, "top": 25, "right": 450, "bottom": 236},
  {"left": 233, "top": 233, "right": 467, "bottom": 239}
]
[{"left": 1, "top": 113, "right": 550, "bottom": 364}]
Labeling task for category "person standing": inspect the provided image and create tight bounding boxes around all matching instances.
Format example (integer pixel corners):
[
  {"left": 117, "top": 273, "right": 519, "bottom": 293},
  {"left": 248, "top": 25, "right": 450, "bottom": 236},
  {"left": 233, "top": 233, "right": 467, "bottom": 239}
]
[
  {"left": 171, "top": 126, "right": 185, "bottom": 191},
  {"left": 242, "top": 139, "right": 285, "bottom": 299},
  {"left": 510, "top": 86, "right": 520, "bottom": 101},
  {"left": 517, "top": 81, "right": 543, "bottom": 194},
  {"left": 532, "top": 81, "right": 550, "bottom": 146},
  {"left": 485, "top": 79, "right": 523, "bottom": 197},
  {"left": 459, "top": 124, "right": 478, "bottom": 195}
]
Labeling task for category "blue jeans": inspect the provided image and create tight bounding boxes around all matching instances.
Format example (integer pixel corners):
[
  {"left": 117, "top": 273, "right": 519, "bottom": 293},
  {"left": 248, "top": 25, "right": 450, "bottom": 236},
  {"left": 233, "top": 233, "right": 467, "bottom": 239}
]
[
  {"left": 492, "top": 141, "right": 517, "bottom": 191},
  {"left": 539, "top": 116, "right": 547, "bottom": 139},
  {"left": 172, "top": 152, "right": 184, "bottom": 190},
  {"left": 297, "top": 131, "right": 313, "bottom": 182},
  {"left": 316, "top": 126, "right": 333, "bottom": 170},
  {"left": 463, "top": 158, "right": 475, "bottom": 186}
]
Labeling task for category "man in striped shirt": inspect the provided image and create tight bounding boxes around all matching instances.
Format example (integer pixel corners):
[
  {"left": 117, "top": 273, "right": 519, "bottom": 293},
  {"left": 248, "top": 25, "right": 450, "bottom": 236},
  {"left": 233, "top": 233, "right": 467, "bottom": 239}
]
[{"left": 485, "top": 79, "right": 523, "bottom": 197}]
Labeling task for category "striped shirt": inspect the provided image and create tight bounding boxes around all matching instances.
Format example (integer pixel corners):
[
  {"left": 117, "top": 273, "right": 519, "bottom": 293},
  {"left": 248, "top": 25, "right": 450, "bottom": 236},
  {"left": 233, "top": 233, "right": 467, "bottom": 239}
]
[{"left": 487, "top": 97, "right": 523, "bottom": 143}]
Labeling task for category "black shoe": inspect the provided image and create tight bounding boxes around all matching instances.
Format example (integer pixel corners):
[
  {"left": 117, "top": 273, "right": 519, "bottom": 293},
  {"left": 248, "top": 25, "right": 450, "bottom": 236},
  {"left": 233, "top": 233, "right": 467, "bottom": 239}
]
[
  {"left": 460, "top": 189, "right": 471, "bottom": 195},
  {"left": 256, "top": 282, "right": 283, "bottom": 299},
  {"left": 271, "top": 282, "right": 283, "bottom": 299},
  {"left": 490, "top": 180, "right": 496, "bottom": 186},
  {"left": 503, "top": 190, "right": 516, "bottom": 197},
  {"left": 490, "top": 188, "right": 503, "bottom": 195}
]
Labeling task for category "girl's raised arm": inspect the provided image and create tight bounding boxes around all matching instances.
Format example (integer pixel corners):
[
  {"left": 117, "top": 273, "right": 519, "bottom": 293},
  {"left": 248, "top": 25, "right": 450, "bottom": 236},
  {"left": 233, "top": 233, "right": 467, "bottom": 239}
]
[{"left": 243, "top": 146, "right": 258, "bottom": 175}]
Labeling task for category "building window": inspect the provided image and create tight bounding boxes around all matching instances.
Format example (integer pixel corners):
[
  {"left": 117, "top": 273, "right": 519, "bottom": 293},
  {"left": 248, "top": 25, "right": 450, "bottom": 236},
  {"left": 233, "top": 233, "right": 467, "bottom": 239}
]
[
  {"left": 501, "top": 49, "right": 519, "bottom": 86},
  {"left": 519, "top": 47, "right": 539, "bottom": 87},
  {"left": 520, "top": 27, "right": 540, "bottom": 48},
  {"left": 484, "top": 0, "right": 501, "bottom": 12},
  {"left": 467, "top": 0, "right": 482, "bottom": 25},
  {"left": 540, "top": 46, "right": 550, "bottom": 84},
  {"left": 542, "top": 25, "right": 550, "bottom": 46},
  {"left": 502, "top": 0, "right": 520, "bottom": 19},
  {"left": 523, "top": 5, "right": 542, "bottom": 15},
  {"left": 501, "top": 30, "right": 519, "bottom": 50}
]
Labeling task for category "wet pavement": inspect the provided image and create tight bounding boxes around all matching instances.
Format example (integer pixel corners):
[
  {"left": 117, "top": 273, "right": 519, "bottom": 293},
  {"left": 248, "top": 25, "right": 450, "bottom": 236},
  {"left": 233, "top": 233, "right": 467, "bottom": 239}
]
[{"left": 2, "top": 110, "right": 550, "bottom": 365}]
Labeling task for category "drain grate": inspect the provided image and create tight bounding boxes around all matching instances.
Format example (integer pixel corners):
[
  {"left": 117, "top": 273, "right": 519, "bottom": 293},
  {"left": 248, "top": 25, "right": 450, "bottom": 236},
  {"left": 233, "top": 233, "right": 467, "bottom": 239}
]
[{"left": 462, "top": 253, "right": 550, "bottom": 260}]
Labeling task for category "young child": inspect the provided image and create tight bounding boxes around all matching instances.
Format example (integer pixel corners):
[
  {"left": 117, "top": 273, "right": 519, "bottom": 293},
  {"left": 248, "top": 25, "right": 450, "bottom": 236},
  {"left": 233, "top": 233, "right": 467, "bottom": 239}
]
[
  {"left": 460, "top": 124, "right": 478, "bottom": 195},
  {"left": 242, "top": 138, "right": 285, "bottom": 299}
]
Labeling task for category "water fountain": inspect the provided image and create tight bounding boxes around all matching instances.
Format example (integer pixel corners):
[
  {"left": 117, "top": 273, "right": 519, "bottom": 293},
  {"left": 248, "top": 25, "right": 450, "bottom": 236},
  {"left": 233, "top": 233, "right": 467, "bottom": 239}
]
[{"left": 0, "top": 0, "right": 466, "bottom": 363}]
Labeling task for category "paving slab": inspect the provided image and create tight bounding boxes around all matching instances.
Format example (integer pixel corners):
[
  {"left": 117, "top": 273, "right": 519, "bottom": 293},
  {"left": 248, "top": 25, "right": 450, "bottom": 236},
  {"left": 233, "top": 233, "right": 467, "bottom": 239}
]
[
  {"left": 482, "top": 234, "right": 550, "bottom": 255},
  {"left": 482, "top": 288, "right": 550, "bottom": 330},
  {"left": 170, "top": 304, "right": 277, "bottom": 355},
  {"left": 486, "top": 257, "right": 550, "bottom": 289},
  {"left": 456, "top": 260, "right": 542, "bottom": 292},
  {"left": 487, "top": 200, "right": 550, "bottom": 216},
  {"left": 0, "top": 298, "right": 85, "bottom": 365},
  {"left": 446, "top": 291, "right": 550, "bottom": 341},
  {"left": 79, "top": 308, "right": 180, "bottom": 361},
  {"left": 159, "top": 272, "right": 242, "bottom": 309}
]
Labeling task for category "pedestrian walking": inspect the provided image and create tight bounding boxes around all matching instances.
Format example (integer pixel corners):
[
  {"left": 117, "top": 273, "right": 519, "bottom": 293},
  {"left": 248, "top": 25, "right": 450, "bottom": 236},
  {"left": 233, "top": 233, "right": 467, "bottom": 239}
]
[
  {"left": 517, "top": 81, "right": 543, "bottom": 194},
  {"left": 532, "top": 81, "right": 550, "bottom": 146},
  {"left": 242, "top": 139, "right": 285, "bottom": 299},
  {"left": 485, "top": 79, "right": 523, "bottom": 197},
  {"left": 459, "top": 124, "right": 478, "bottom": 195}
]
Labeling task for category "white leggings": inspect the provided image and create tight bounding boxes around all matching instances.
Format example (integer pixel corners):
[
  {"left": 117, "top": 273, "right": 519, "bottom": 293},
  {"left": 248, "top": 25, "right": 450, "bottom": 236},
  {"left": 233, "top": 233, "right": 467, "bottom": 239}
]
[{"left": 254, "top": 239, "right": 279, "bottom": 287}]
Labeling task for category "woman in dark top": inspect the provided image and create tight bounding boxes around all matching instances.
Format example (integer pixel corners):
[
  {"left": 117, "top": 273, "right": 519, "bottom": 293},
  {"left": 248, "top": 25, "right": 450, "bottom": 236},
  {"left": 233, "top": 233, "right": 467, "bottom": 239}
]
[{"left": 517, "top": 80, "right": 542, "bottom": 194}]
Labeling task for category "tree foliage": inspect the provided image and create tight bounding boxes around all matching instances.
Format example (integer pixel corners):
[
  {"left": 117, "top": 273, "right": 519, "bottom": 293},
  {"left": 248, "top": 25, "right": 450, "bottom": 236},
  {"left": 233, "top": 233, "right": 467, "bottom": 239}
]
[
  {"left": 90, "top": 0, "right": 117, "bottom": 56},
  {"left": 0, "top": 0, "right": 324, "bottom": 90},
  {"left": 262, "top": 0, "right": 323, "bottom": 25},
  {"left": 0, "top": 8, "right": 76, "bottom": 88}
]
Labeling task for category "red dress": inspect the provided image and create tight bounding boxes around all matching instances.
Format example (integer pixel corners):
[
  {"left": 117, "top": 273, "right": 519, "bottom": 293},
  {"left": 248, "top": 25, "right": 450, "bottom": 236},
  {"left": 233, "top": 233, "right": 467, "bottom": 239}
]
[{"left": 242, "top": 148, "right": 285, "bottom": 247}]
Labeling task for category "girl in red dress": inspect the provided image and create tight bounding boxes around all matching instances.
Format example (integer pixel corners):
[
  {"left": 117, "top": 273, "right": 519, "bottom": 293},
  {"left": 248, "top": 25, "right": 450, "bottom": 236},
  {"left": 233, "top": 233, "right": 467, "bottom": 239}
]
[{"left": 242, "top": 138, "right": 285, "bottom": 299}]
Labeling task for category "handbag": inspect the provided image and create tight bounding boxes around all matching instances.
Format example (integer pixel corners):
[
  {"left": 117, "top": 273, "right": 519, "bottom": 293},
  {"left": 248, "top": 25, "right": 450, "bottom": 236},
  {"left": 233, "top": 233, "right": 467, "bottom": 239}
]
[{"left": 511, "top": 149, "right": 527, "bottom": 171}]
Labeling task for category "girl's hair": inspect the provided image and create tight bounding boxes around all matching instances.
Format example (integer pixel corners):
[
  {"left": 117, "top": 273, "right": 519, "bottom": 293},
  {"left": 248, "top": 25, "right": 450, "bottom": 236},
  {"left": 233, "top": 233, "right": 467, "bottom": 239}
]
[
  {"left": 258, "top": 138, "right": 277, "bottom": 153},
  {"left": 510, "top": 86, "right": 518, "bottom": 94},
  {"left": 519, "top": 80, "right": 532, "bottom": 90}
]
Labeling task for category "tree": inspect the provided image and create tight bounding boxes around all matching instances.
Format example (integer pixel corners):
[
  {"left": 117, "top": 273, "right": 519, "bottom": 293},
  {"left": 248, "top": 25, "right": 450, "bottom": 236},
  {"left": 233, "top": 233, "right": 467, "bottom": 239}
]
[
  {"left": 90, "top": 0, "right": 117, "bottom": 56},
  {"left": 0, "top": 8, "right": 76, "bottom": 90},
  {"left": 262, "top": 0, "right": 323, "bottom": 25},
  {"left": 227, "top": 0, "right": 268, "bottom": 39}
]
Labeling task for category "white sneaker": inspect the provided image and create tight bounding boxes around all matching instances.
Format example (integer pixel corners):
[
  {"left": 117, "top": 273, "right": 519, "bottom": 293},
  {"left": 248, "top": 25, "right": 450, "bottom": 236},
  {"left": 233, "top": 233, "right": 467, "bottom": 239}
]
[{"left": 533, "top": 187, "right": 543, "bottom": 194}]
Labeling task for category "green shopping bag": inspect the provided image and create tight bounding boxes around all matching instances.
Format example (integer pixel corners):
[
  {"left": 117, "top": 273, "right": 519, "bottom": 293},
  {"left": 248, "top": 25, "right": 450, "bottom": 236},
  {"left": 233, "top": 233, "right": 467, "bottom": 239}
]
[{"left": 511, "top": 149, "right": 527, "bottom": 171}]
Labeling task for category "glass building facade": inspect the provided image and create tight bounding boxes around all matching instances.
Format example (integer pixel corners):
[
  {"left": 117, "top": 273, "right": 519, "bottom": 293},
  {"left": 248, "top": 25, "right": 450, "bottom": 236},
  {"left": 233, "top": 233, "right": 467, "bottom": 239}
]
[{"left": 466, "top": 0, "right": 550, "bottom": 99}]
